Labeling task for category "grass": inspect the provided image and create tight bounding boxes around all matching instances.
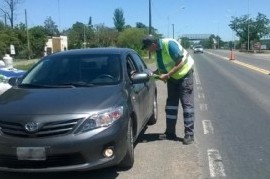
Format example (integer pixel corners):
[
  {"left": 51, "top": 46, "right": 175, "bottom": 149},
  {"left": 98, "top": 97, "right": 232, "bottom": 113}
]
[
  {"left": 14, "top": 63, "right": 35, "bottom": 70},
  {"left": 13, "top": 59, "right": 38, "bottom": 70}
]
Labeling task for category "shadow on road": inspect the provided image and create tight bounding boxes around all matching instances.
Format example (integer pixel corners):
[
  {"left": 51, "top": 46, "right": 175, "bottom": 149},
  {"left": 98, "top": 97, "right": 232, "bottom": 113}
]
[
  {"left": 136, "top": 132, "right": 183, "bottom": 143},
  {"left": 134, "top": 126, "right": 184, "bottom": 145}
]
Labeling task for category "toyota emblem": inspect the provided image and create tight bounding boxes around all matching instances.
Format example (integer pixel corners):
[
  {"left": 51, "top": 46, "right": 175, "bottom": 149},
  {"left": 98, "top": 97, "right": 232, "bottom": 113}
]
[{"left": 24, "top": 122, "right": 39, "bottom": 133}]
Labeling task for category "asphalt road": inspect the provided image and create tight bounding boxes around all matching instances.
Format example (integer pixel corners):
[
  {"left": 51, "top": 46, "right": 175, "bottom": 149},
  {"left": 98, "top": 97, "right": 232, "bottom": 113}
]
[
  {"left": 193, "top": 50, "right": 270, "bottom": 178},
  {"left": 2, "top": 50, "right": 270, "bottom": 178}
]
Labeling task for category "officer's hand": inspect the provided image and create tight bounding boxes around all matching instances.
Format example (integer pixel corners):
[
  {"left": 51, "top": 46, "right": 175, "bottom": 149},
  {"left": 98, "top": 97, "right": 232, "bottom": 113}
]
[{"left": 159, "top": 74, "right": 170, "bottom": 82}]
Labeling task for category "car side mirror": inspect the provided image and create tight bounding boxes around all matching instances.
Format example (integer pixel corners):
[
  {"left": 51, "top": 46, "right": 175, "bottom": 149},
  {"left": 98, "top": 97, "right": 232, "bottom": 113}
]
[
  {"left": 8, "top": 77, "right": 21, "bottom": 86},
  {"left": 131, "top": 73, "right": 149, "bottom": 84}
]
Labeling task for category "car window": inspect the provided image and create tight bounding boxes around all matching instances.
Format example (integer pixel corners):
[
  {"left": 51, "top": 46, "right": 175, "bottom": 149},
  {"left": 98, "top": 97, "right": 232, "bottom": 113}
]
[
  {"left": 130, "top": 53, "right": 147, "bottom": 73},
  {"left": 22, "top": 54, "right": 122, "bottom": 86},
  {"left": 126, "top": 57, "right": 136, "bottom": 78}
]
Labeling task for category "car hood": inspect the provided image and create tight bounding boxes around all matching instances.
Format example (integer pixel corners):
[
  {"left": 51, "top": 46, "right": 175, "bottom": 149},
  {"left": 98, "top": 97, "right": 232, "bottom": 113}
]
[{"left": 0, "top": 85, "right": 126, "bottom": 115}]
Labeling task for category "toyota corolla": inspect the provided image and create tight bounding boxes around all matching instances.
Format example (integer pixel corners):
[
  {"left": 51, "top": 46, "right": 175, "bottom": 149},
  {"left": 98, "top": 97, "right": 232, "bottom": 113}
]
[{"left": 0, "top": 48, "right": 157, "bottom": 172}]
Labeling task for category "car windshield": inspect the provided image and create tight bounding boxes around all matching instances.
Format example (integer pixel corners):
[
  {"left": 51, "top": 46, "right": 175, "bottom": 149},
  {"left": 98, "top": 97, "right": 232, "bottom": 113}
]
[{"left": 21, "top": 54, "right": 122, "bottom": 87}]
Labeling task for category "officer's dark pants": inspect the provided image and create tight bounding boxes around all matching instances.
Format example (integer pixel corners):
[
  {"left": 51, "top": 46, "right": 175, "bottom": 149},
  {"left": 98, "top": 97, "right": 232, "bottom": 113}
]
[{"left": 165, "top": 69, "right": 194, "bottom": 136}]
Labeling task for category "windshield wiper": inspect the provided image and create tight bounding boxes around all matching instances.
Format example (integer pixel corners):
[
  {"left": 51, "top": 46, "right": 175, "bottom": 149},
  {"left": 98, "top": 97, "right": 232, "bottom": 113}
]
[
  {"left": 18, "top": 83, "right": 66, "bottom": 88},
  {"left": 57, "top": 82, "right": 96, "bottom": 87},
  {"left": 19, "top": 82, "right": 96, "bottom": 88}
]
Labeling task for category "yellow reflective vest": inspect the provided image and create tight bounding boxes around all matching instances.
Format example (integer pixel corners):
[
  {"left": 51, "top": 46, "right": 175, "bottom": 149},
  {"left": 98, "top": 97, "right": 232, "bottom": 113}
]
[{"left": 159, "top": 39, "right": 194, "bottom": 79}]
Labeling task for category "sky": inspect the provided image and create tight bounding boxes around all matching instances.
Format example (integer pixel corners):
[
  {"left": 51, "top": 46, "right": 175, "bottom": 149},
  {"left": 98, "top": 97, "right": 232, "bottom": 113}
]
[{"left": 13, "top": 0, "right": 270, "bottom": 41}]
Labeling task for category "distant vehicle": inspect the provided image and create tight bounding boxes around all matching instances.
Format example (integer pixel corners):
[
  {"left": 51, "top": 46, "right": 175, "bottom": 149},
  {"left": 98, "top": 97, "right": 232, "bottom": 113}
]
[
  {"left": 193, "top": 45, "right": 204, "bottom": 53},
  {"left": 0, "top": 48, "right": 157, "bottom": 172},
  {"left": 0, "top": 67, "right": 25, "bottom": 95},
  {"left": 0, "top": 68, "right": 25, "bottom": 78}
]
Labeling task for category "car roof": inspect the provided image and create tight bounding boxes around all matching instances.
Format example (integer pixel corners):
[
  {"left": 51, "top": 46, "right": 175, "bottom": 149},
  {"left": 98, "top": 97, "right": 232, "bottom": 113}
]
[{"left": 48, "top": 48, "right": 136, "bottom": 57}]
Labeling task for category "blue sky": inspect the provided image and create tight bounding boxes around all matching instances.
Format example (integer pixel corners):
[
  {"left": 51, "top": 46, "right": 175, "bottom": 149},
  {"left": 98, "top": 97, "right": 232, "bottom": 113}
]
[{"left": 15, "top": 0, "right": 270, "bottom": 41}]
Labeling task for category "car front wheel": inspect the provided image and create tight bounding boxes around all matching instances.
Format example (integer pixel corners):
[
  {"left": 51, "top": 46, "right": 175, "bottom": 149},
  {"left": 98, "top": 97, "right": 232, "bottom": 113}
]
[{"left": 118, "top": 118, "right": 134, "bottom": 169}]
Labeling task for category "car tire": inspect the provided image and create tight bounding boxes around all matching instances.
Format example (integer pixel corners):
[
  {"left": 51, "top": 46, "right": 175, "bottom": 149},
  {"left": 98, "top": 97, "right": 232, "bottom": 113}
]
[
  {"left": 118, "top": 118, "right": 134, "bottom": 169},
  {"left": 147, "top": 94, "right": 158, "bottom": 125}
]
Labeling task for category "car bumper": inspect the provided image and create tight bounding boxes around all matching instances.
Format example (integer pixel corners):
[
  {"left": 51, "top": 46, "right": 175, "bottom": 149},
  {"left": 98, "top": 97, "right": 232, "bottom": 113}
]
[{"left": 0, "top": 119, "right": 128, "bottom": 172}]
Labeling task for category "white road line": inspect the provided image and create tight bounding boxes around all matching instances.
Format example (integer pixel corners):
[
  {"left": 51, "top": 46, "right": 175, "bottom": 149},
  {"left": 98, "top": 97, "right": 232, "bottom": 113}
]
[
  {"left": 205, "top": 51, "right": 270, "bottom": 75},
  {"left": 197, "top": 86, "right": 203, "bottom": 91},
  {"left": 194, "top": 68, "right": 201, "bottom": 85},
  {"left": 198, "top": 92, "right": 205, "bottom": 99},
  {"left": 199, "top": 103, "right": 208, "bottom": 111},
  {"left": 202, "top": 120, "right": 214, "bottom": 134},
  {"left": 207, "top": 149, "right": 226, "bottom": 178}
]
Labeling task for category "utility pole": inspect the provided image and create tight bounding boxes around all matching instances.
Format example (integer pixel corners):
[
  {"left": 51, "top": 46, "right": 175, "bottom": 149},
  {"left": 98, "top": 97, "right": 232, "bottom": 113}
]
[
  {"left": 149, "top": 0, "right": 152, "bottom": 35},
  {"left": 4, "top": 13, "right": 7, "bottom": 29},
  {"left": 247, "top": 0, "right": 250, "bottom": 51},
  {"left": 25, "top": 9, "right": 31, "bottom": 60},
  {"left": 148, "top": 0, "right": 152, "bottom": 59}
]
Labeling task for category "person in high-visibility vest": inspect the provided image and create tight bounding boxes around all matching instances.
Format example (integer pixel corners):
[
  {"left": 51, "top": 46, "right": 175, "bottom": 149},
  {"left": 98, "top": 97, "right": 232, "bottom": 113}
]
[{"left": 142, "top": 35, "right": 195, "bottom": 145}]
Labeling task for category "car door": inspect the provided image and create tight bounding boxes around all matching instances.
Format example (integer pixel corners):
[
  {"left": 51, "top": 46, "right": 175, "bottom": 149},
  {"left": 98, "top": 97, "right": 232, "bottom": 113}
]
[
  {"left": 125, "top": 55, "right": 144, "bottom": 130},
  {"left": 129, "top": 52, "right": 152, "bottom": 127}
]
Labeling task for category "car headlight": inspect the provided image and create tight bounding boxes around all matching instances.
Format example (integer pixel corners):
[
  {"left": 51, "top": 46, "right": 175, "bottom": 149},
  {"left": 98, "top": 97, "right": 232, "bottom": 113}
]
[{"left": 76, "top": 106, "right": 124, "bottom": 134}]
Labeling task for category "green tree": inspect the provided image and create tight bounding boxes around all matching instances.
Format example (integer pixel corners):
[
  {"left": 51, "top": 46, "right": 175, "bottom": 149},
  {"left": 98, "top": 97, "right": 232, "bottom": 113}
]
[
  {"left": 113, "top": 8, "right": 125, "bottom": 32},
  {"left": 0, "top": 26, "right": 20, "bottom": 56},
  {"left": 255, "top": 13, "right": 270, "bottom": 39},
  {"left": 125, "top": 24, "right": 132, "bottom": 29},
  {"left": 0, "top": 29, "right": 11, "bottom": 55},
  {"left": 13, "top": 23, "right": 28, "bottom": 58},
  {"left": 29, "top": 26, "right": 47, "bottom": 58},
  {"left": 66, "top": 22, "right": 85, "bottom": 49},
  {"left": 67, "top": 22, "right": 95, "bottom": 49},
  {"left": 193, "top": 34, "right": 222, "bottom": 49},
  {"left": 88, "top": 16, "right": 92, "bottom": 27},
  {"left": 180, "top": 37, "right": 190, "bottom": 49},
  {"left": 229, "top": 13, "right": 270, "bottom": 48},
  {"left": 135, "top": 22, "right": 159, "bottom": 36},
  {"left": 0, "top": 21, "right": 7, "bottom": 56},
  {"left": 136, "top": 22, "right": 147, "bottom": 29},
  {"left": 0, "top": 21, "right": 5, "bottom": 30},
  {"left": 96, "top": 24, "right": 118, "bottom": 47},
  {"left": 44, "top": 16, "right": 59, "bottom": 36},
  {"left": 0, "top": 22, "right": 29, "bottom": 58},
  {"left": 117, "top": 28, "right": 145, "bottom": 53}
]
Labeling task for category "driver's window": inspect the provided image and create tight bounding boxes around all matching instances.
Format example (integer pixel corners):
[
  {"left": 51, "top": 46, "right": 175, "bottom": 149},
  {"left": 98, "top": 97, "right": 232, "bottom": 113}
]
[{"left": 126, "top": 57, "right": 136, "bottom": 79}]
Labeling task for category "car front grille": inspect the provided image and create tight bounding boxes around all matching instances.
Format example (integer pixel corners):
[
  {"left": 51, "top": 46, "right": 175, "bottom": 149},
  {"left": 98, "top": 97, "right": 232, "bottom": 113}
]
[
  {"left": 0, "top": 118, "right": 82, "bottom": 138},
  {"left": 0, "top": 153, "right": 85, "bottom": 169}
]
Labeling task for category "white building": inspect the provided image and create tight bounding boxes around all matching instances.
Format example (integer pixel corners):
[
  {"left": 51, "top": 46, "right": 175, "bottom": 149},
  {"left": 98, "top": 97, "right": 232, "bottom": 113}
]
[{"left": 44, "top": 36, "right": 68, "bottom": 56}]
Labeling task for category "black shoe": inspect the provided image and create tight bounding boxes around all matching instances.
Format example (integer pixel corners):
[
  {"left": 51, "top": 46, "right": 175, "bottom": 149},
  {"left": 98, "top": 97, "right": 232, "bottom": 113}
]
[
  {"left": 159, "top": 132, "right": 177, "bottom": 140},
  {"left": 183, "top": 135, "right": 194, "bottom": 145}
]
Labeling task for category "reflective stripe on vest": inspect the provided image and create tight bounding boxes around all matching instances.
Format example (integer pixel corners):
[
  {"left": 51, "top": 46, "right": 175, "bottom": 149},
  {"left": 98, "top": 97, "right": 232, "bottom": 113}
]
[{"left": 160, "top": 39, "right": 194, "bottom": 79}]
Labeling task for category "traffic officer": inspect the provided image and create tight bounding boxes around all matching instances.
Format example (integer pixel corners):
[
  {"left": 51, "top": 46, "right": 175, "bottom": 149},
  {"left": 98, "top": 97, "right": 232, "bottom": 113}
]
[{"left": 142, "top": 35, "right": 195, "bottom": 145}]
